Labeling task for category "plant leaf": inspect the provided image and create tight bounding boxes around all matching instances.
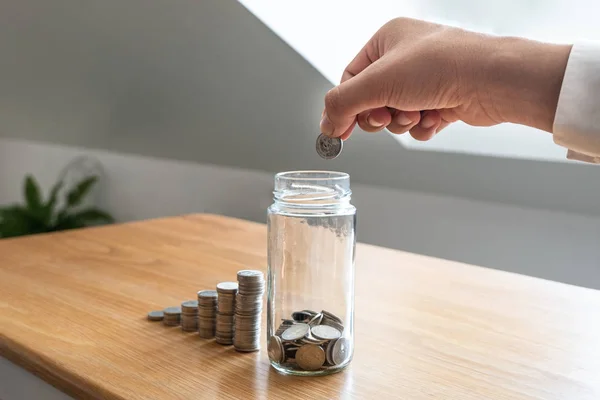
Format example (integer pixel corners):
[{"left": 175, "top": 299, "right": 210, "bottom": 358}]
[
  {"left": 66, "top": 176, "right": 98, "bottom": 208},
  {"left": 51, "top": 208, "right": 113, "bottom": 232},
  {"left": 46, "top": 181, "right": 63, "bottom": 215},
  {"left": 0, "top": 205, "right": 45, "bottom": 238},
  {"left": 70, "top": 208, "right": 114, "bottom": 224},
  {"left": 51, "top": 215, "right": 86, "bottom": 231},
  {"left": 24, "top": 175, "right": 43, "bottom": 215}
]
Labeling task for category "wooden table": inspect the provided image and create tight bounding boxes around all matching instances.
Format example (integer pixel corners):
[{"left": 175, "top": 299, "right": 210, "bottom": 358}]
[{"left": 1, "top": 214, "right": 599, "bottom": 400}]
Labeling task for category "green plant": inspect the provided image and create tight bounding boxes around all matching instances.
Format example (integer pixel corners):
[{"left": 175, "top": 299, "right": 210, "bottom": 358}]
[{"left": 0, "top": 174, "right": 114, "bottom": 238}]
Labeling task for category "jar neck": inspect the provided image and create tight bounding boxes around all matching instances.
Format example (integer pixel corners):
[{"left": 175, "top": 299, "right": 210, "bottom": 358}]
[
  {"left": 271, "top": 171, "right": 353, "bottom": 213},
  {"left": 273, "top": 189, "right": 352, "bottom": 210}
]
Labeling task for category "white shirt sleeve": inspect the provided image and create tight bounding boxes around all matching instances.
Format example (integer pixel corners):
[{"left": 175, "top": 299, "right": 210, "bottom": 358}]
[{"left": 553, "top": 42, "right": 600, "bottom": 164}]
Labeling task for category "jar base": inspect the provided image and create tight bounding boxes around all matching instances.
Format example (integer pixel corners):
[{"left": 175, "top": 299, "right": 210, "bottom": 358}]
[{"left": 269, "top": 360, "right": 351, "bottom": 377}]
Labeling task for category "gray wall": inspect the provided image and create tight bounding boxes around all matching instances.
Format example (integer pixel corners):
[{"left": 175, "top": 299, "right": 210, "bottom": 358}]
[{"left": 1, "top": 0, "right": 599, "bottom": 217}]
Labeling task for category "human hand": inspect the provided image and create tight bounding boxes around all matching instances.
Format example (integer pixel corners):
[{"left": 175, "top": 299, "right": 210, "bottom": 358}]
[{"left": 320, "top": 18, "right": 572, "bottom": 141}]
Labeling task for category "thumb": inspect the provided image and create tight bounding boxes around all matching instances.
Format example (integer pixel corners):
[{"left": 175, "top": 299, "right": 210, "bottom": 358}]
[{"left": 320, "top": 62, "right": 388, "bottom": 138}]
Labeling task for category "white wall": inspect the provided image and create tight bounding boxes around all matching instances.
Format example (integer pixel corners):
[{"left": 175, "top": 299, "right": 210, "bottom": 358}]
[{"left": 1, "top": 138, "right": 598, "bottom": 290}]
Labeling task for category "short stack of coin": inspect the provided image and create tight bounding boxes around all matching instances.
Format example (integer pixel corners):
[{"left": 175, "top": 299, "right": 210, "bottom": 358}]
[
  {"left": 180, "top": 300, "right": 199, "bottom": 332},
  {"left": 233, "top": 270, "right": 265, "bottom": 352},
  {"left": 215, "top": 282, "right": 238, "bottom": 345},
  {"left": 147, "top": 310, "right": 164, "bottom": 322},
  {"left": 268, "top": 309, "right": 348, "bottom": 371},
  {"left": 163, "top": 306, "right": 182, "bottom": 326},
  {"left": 197, "top": 290, "right": 218, "bottom": 338}
]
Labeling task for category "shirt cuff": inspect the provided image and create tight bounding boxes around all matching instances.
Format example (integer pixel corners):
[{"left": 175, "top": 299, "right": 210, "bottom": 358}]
[
  {"left": 566, "top": 149, "right": 600, "bottom": 163},
  {"left": 553, "top": 41, "right": 600, "bottom": 163}
]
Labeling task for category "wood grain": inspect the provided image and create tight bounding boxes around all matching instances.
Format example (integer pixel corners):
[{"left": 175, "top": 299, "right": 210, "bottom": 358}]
[{"left": 1, "top": 213, "right": 599, "bottom": 399}]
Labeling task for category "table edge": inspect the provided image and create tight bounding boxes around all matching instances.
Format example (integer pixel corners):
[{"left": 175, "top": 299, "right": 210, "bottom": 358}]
[{"left": 0, "top": 334, "right": 119, "bottom": 400}]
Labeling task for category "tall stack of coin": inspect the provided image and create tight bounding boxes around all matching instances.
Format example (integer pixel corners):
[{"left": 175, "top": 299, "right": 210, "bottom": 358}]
[
  {"left": 215, "top": 282, "right": 238, "bottom": 345},
  {"left": 180, "top": 300, "right": 199, "bottom": 332},
  {"left": 197, "top": 290, "right": 218, "bottom": 338},
  {"left": 268, "top": 309, "right": 348, "bottom": 371},
  {"left": 233, "top": 270, "right": 265, "bottom": 352},
  {"left": 163, "top": 306, "right": 182, "bottom": 326}
]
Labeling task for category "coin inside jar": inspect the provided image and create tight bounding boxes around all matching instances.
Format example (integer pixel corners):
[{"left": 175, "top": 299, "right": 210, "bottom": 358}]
[
  {"left": 308, "top": 312, "right": 323, "bottom": 326},
  {"left": 268, "top": 336, "right": 284, "bottom": 363},
  {"left": 281, "top": 323, "right": 310, "bottom": 341},
  {"left": 331, "top": 337, "right": 349, "bottom": 365},
  {"left": 296, "top": 344, "right": 326, "bottom": 371},
  {"left": 291, "top": 311, "right": 313, "bottom": 322},
  {"left": 322, "top": 310, "right": 343, "bottom": 325},
  {"left": 311, "top": 324, "right": 342, "bottom": 340}
]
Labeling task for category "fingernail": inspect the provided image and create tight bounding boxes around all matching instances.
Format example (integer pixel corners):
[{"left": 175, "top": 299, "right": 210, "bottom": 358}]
[
  {"left": 396, "top": 112, "right": 412, "bottom": 126},
  {"left": 320, "top": 113, "right": 334, "bottom": 135},
  {"left": 421, "top": 115, "right": 436, "bottom": 129},
  {"left": 367, "top": 114, "right": 385, "bottom": 127}
]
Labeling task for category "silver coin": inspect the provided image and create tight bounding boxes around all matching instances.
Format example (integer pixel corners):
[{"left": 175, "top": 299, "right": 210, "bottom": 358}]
[
  {"left": 163, "top": 306, "right": 182, "bottom": 315},
  {"left": 281, "top": 323, "right": 309, "bottom": 341},
  {"left": 217, "top": 282, "right": 239, "bottom": 292},
  {"left": 198, "top": 311, "right": 217, "bottom": 318},
  {"left": 296, "top": 344, "right": 326, "bottom": 371},
  {"left": 291, "top": 311, "right": 313, "bottom": 322},
  {"left": 268, "top": 336, "right": 284, "bottom": 363},
  {"left": 322, "top": 310, "right": 343, "bottom": 325},
  {"left": 316, "top": 133, "right": 343, "bottom": 160},
  {"left": 147, "top": 310, "right": 164, "bottom": 321},
  {"left": 308, "top": 313, "right": 323, "bottom": 327},
  {"left": 311, "top": 325, "right": 342, "bottom": 341},
  {"left": 197, "top": 290, "right": 218, "bottom": 298},
  {"left": 275, "top": 320, "right": 294, "bottom": 336},
  {"left": 300, "top": 336, "right": 328, "bottom": 345},
  {"left": 321, "top": 319, "right": 344, "bottom": 334},
  {"left": 234, "top": 347, "right": 260, "bottom": 353},
  {"left": 181, "top": 300, "right": 198, "bottom": 309},
  {"left": 326, "top": 340, "right": 336, "bottom": 365},
  {"left": 237, "top": 270, "right": 263, "bottom": 279},
  {"left": 331, "top": 337, "right": 349, "bottom": 365},
  {"left": 301, "top": 310, "right": 318, "bottom": 315}
]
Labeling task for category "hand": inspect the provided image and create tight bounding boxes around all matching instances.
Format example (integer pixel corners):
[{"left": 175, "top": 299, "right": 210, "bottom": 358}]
[{"left": 320, "top": 18, "right": 572, "bottom": 141}]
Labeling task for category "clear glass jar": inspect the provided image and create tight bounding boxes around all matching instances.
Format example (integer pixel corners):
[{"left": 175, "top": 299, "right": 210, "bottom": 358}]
[{"left": 266, "top": 171, "right": 356, "bottom": 376}]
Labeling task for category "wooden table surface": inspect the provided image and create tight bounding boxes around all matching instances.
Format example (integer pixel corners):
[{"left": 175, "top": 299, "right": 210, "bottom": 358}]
[{"left": 1, "top": 214, "right": 599, "bottom": 400}]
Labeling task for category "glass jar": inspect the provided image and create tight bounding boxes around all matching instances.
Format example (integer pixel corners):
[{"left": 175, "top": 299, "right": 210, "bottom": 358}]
[{"left": 266, "top": 171, "right": 356, "bottom": 376}]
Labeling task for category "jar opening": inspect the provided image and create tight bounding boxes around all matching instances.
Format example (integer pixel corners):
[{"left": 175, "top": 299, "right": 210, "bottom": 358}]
[
  {"left": 275, "top": 171, "right": 349, "bottom": 182},
  {"left": 273, "top": 171, "right": 351, "bottom": 206}
]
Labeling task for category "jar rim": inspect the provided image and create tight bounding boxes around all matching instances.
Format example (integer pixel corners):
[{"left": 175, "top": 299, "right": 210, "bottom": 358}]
[{"left": 275, "top": 170, "right": 349, "bottom": 182}]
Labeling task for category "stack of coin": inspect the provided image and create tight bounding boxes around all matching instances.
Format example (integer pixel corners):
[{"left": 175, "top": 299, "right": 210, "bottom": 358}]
[
  {"left": 215, "top": 282, "right": 238, "bottom": 345},
  {"left": 233, "top": 270, "right": 265, "bottom": 352},
  {"left": 147, "top": 310, "right": 164, "bottom": 322},
  {"left": 197, "top": 290, "right": 218, "bottom": 338},
  {"left": 163, "top": 306, "right": 182, "bottom": 326},
  {"left": 268, "top": 309, "right": 348, "bottom": 371},
  {"left": 181, "top": 300, "right": 199, "bottom": 332}
]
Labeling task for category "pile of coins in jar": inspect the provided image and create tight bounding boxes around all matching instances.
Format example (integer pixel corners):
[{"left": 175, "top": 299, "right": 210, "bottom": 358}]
[{"left": 268, "top": 309, "right": 350, "bottom": 371}]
